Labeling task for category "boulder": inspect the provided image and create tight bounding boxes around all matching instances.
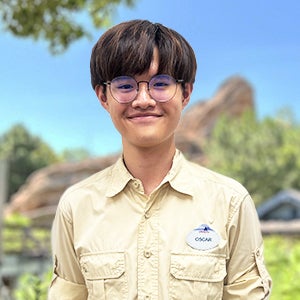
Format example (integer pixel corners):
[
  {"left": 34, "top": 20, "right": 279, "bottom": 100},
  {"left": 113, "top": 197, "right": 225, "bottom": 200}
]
[
  {"left": 175, "top": 76, "right": 254, "bottom": 162},
  {"left": 5, "top": 154, "right": 118, "bottom": 219}
]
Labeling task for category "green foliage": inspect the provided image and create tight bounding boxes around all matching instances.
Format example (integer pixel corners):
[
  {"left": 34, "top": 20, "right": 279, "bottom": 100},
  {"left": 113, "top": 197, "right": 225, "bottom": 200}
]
[
  {"left": 3, "top": 214, "right": 30, "bottom": 253},
  {"left": 204, "top": 110, "right": 300, "bottom": 205},
  {"left": 4, "top": 213, "right": 31, "bottom": 227},
  {"left": 60, "top": 147, "right": 92, "bottom": 162},
  {"left": 0, "top": 124, "right": 59, "bottom": 198},
  {"left": 264, "top": 235, "right": 300, "bottom": 299},
  {"left": 0, "top": 0, "right": 136, "bottom": 54},
  {"left": 3, "top": 214, "right": 51, "bottom": 254},
  {"left": 13, "top": 268, "right": 52, "bottom": 300}
]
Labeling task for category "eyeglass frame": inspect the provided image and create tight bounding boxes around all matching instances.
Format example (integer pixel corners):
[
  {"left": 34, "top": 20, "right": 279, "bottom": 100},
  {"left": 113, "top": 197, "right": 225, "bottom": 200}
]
[{"left": 101, "top": 74, "right": 184, "bottom": 104}]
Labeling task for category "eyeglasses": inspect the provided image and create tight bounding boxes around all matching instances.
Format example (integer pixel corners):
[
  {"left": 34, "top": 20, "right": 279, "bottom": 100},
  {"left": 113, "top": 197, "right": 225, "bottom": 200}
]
[{"left": 102, "top": 74, "right": 184, "bottom": 104}]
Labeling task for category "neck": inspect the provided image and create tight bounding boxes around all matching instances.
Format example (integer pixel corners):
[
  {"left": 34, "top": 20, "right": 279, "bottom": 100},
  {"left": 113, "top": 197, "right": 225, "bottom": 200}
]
[{"left": 122, "top": 141, "right": 176, "bottom": 195}]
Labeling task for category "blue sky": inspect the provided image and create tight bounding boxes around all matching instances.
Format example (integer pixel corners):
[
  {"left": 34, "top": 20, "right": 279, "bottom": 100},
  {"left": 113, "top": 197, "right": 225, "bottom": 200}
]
[{"left": 1, "top": 0, "right": 299, "bottom": 156}]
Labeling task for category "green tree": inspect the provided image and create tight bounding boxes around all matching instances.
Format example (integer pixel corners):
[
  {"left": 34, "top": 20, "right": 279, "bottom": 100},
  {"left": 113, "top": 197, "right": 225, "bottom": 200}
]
[
  {"left": 14, "top": 268, "right": 52, "bottom": 300},
  {"left": 60, "top": 147, "right": 92, "bottom": 162},
  {"left": 0, "top": 0, "right": 136, "bottom": 54},
  {"left": 0, "top": 124, "right": 59, "bottom": 199},
  {"left": 204, "top": 110, "right": 300, "bottom": 205}
]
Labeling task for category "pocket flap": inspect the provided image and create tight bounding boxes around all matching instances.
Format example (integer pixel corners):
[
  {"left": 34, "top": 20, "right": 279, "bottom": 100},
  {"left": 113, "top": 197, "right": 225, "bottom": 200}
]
[
  {"left": 80, "top": 252, "right": 125, "bottom": 280},
  {"left": 170, "top": 253, "right": 226, "bottom": 282}
]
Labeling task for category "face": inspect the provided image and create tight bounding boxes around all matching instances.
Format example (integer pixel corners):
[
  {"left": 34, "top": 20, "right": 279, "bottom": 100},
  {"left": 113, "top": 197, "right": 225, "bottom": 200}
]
[{"left": 95, "top": 48, "right": 193, "bottom": 151}]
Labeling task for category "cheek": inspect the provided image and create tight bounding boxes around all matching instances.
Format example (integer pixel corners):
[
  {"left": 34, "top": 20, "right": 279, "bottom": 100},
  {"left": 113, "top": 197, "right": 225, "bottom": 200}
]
[
  {"left": 105, "top": 95, "right": 123, "bottom": 114},
  {"left": 109, "top": 108, "right": 123, "bottom": 126},
  {"left": 165, "top": 106, "right": 183, "bottom": 131},
  {"left": 105, "top": 101, "right": 122, "bottom": 124},
  {"left": 168, "top": 99, "right": 185, "bottom": 119}
]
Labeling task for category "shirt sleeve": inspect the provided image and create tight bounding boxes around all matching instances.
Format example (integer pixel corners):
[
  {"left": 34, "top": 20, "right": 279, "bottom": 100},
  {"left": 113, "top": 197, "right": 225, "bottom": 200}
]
[
  {"left": 48, "top": 196, "right": 88, "bottom": 299},
  {"left": 223, "top": 194, "right": 272, "bottom": 299}
]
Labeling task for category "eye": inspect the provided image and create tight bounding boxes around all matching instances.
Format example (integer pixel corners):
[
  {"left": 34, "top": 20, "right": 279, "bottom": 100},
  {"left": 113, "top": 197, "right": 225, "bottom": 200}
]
[
  {"left": 112, "top": 76, "right": 136, "bottom": 92},
  {"left": 117, "top": 83, "right": 134, "bottom": 90},
  {"left": 153, "top": 81, "right": 169, "bottom": 88},
  {"left": 151, "top": 75, "right": 173, "bottom": 89}
]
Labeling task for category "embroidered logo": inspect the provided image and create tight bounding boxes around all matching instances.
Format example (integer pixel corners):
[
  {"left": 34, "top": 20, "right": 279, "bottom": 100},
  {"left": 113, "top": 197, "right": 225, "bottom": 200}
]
[{"left": 186, "top": 224, "right": 220, "bottom": 250}]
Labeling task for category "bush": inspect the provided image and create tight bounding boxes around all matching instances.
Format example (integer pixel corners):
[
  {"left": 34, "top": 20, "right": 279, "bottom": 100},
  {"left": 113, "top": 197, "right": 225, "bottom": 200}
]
[
  {"left": 14, "top": 269, "right": 52, "bottom": 300},
  {"left": 264, "top": 235, "right": 300, "bottom": 299}
]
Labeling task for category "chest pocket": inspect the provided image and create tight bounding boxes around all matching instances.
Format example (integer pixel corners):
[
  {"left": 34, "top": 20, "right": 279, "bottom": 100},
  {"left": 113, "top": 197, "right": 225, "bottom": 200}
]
[
  {"left": 79, "top": 252, "right": 127, "bottom": 300},
  {"left": 170, "top": 253, "right": 226, "bottom": 300}
]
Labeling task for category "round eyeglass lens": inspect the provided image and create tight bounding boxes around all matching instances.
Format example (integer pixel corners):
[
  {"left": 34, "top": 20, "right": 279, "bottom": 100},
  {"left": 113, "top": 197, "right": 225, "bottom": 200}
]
[
  {"left": 110, "top": 76, "right": 137, "bottom": 103},
  {"left": 149, "top": 75, "right": 177, "bottom": 102}
]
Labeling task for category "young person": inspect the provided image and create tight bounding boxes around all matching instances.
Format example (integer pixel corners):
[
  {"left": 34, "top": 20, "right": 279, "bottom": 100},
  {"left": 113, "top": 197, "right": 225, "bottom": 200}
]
[{"left": 48, "top": 19, "right": 272, "bottom": 299}]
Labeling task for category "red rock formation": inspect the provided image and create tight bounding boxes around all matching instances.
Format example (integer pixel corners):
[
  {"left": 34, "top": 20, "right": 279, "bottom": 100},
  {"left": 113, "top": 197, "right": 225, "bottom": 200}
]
[{"left": 175, "top": 76, "right": 254, "bottom": 162}]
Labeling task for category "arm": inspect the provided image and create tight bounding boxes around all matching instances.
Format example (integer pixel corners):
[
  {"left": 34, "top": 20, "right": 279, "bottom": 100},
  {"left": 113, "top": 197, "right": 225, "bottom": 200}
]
[
  {"left": 223, "top": 195, "right": 272, "bottom": 299},
  {"left": 48, "top": 198, "right": 88, "bottom": 300}
]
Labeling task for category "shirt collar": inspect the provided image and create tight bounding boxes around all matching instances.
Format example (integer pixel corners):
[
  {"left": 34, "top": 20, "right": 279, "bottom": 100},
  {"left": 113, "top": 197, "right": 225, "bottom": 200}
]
[
  {"left": 105, "top": 156, "right": 133, "bottom": 197},
  {"left": 105, "top": 149, "right": 194, "bottom": 197},
  {"left": 166, "top": 149, "right": 194, "bottom": 197}
]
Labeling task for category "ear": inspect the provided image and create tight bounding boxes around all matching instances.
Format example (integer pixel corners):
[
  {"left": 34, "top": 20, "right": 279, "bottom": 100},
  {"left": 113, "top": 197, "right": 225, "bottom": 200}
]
[
  {"left": 182, "top": 83, "right": 193, "bottom": 109},
  {"left": 95, "top": 85, "right": 109, "bottom": 111}
]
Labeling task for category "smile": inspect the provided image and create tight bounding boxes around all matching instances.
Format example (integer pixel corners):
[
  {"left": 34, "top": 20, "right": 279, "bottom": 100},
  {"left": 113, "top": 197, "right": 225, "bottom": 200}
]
[{"left": 128, "top": 113, "right": 162, "bottom": 120}]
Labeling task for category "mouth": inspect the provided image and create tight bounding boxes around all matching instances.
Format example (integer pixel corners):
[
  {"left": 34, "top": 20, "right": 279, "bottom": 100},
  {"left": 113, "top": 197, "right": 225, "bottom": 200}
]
[{"left": 127, "top": 113, "right": 162, "bottom": 120}]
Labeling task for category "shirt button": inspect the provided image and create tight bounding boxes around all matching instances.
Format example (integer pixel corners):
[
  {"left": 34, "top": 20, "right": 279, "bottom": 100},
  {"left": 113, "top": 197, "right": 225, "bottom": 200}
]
[
  {"left": 144, "top": 211, "right": 151, "bottom": 219},
  {"left": 144, "top": 250, "right": 152, "bottom": 258},
  {"left": 144, "top": 296, "right": 151, "bottom": 300}
]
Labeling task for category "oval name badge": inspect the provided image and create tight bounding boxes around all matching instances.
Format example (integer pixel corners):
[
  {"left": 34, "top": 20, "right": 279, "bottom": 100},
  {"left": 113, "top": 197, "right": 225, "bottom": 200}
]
[{"left": 186, "top": 224, "right": 220, "bottom": 251}]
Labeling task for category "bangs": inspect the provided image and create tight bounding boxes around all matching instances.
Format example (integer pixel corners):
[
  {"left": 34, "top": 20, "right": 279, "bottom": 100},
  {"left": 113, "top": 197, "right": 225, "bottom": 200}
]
[
  {"left": 105, "top": 32, "right": 156, "bottom": 79},
  {"left": 90, "top": 20, "right": 196, "bottom": 89}
]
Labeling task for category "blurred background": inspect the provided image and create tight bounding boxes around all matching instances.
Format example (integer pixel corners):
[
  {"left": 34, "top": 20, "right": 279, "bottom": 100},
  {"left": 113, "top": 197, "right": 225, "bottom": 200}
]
[{"left": 0, "top": 0, "right": 299, "bottom": 299}]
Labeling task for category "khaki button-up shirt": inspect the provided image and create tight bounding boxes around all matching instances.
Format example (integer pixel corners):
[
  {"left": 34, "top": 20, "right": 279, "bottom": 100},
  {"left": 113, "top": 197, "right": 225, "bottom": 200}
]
[{"left": 49, "top": 150, "right": 271, "bottom": 299}]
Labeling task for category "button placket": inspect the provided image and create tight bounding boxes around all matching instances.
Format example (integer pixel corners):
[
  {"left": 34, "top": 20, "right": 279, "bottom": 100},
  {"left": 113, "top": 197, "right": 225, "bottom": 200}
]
[{"left": 137, "top": 193, "right": 159, "bottom": 299}]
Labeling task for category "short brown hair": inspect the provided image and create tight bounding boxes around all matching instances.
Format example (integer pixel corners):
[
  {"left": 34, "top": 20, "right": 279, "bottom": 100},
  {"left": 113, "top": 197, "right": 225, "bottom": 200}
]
[{"left": 90, "top": 19, "right": 197, "bottom": 90}]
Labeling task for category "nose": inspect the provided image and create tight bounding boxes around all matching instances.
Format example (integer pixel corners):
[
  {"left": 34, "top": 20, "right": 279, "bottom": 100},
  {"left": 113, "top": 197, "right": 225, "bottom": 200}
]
[{"left": 132, "top": 81, "right": 156, "bottom": 108}]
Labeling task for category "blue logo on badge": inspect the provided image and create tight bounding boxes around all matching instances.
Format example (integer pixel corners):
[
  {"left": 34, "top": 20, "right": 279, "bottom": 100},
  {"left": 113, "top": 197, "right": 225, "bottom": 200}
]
[
  {"left": 195, "top": 224, "right": 213, "bottom": 233},
  {"left": 186, "top": 224, "right": 220, "bottom": 250}
]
